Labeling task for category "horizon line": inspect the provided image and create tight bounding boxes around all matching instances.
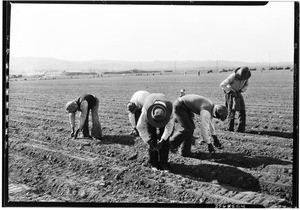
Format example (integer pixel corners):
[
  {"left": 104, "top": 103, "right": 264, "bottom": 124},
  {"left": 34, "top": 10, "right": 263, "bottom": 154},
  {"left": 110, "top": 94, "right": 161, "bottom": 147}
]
[{"left": 10, "top": 56, "right": 294, "bottom": 64}]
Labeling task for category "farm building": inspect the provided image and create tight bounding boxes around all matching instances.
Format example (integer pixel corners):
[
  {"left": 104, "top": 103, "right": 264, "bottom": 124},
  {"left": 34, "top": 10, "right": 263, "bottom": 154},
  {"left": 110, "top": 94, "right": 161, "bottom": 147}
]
[
  {"left": 62, "top": 71, "right": 99, "bottom": 76},
  {"left": 9, "top": 74, "right": 22, "bottom": 78}
]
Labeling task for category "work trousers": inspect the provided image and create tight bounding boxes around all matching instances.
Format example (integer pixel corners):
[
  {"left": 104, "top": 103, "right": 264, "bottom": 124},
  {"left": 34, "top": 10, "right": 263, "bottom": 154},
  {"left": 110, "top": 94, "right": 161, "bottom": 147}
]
[
  {"left": 169, "top": 99, "right": 195, "bottom": 155},
  {"left": 82, "top": 97, "right": 102, "bottom": 139},
  {"left": 225, "top": 92, "right": 246, "bottom": 132},
  {"left": 146, "top": 124, "right": 170, "bottom": 168}
]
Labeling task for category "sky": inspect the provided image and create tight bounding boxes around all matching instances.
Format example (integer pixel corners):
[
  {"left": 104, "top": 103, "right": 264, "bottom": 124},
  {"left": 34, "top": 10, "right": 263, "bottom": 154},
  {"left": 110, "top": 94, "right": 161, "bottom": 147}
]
[{"left": 9, "top": 2, "right": 295, "bottom": 63}]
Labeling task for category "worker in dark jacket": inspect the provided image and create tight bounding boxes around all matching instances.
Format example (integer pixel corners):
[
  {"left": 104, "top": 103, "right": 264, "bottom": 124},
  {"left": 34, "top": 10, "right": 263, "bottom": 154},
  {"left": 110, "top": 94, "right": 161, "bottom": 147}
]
[
  {"left": 220, "top": 66, "right": 251, "bottom": 132},
  {"left": 65, "top": 94, "right": 102, "bottom": 139},
  {"left": 169, "top": 94, "right": 228, "bottom": 156},
  {"left": 136, "top": 93, "right": 175, "bottom": 171}
]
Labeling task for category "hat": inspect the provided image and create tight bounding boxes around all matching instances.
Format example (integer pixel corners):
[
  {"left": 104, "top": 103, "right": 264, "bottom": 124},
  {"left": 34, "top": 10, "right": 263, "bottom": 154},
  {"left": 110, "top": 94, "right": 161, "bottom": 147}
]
[
  {"left": 235, "top": 66, "right": 251, "bottom": 80},
  {"left": 127, "top": 102, "right": 137, "bottom": 113},
  {"left": 147, "top": 101, "right": 171, "bottom": 128},
  {"left": 215, "top": 105, "right": 228, "bottom": 121},
  {"left": 65, "top": 101, "right": 78, "bottom": 113}
]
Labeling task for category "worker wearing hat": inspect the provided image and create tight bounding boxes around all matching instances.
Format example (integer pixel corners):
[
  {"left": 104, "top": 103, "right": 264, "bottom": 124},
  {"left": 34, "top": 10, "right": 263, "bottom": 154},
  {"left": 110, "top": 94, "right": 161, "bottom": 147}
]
[
  {"left": 126, "top": 90, "right": 151, "bottom": 136},
  {"left": 169, "top": 94, "right": 228, "bottom": 156},
  {"left": 136, "top": 93, "right": 175, "bottom": 171},
  {"left": 220, "top": 66, "right": 251, "bottom": 132},
  {"left": 65, "top": 94, "right": 102, "bottom": 139}
]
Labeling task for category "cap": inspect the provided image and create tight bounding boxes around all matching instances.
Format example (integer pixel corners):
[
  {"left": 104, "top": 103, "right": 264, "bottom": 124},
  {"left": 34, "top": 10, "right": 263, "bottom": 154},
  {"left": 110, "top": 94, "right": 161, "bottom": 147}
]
[
  {"left": 65, "top": 101, "right": 78, "bottom": 113},
  {"left": 215, "top": 105, "right": 228, "bottom": 121},
  {"left": 127, "top": 102, "right": 137, "bottom": 113},
  {"left": 235, "top": 66, "right": 251, "bottom": 80}
]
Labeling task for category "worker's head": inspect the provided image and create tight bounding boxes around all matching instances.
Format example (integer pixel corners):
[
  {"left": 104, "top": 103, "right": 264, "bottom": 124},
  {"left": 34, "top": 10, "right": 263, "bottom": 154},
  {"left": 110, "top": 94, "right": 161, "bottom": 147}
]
[
  {"left": 213, "top": 105, "right": 228, "bottom": 121},
  {"left": 180, "top": 89, "right": 186, "bottom": 97},
  {"left": 127, "top": 102, "right": 138, "bottom": 113},
  {"left": 65, "top": 101, "right": 78, "bottom": 113},
  {"left": 235, "top": 66, "right": 251, "bottom": 80}
]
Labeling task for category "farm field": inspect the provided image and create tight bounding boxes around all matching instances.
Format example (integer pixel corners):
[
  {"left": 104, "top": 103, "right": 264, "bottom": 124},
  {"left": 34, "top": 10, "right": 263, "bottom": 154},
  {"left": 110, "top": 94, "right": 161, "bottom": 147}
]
[{"left": 6, "top": 70, "right": 296, "bottom": 207}]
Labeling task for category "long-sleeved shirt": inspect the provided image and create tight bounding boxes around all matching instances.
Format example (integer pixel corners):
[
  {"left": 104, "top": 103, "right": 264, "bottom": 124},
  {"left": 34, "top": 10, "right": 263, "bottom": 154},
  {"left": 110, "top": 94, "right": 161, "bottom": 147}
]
[
  {"left": 220, "top": 73, "right": 249, "bottom": 93},
  {"left": 128, "top": 90, "right": 150, "bottom": 128},
  {"left": 136, "top": 93, "right": 175, "bottom": 143},
  {"left": 179, "top": 94, "right": 216, "bottom": 144}
]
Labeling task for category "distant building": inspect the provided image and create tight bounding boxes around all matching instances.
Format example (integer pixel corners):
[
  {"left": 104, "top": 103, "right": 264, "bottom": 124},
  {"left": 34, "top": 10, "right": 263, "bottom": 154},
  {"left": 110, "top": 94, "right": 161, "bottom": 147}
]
[
  {"left": 10, "top": 74, "right": 22, "bottom": 78},
  {"left": 62, "top": 71, "right": 98, "bottom": 76}
]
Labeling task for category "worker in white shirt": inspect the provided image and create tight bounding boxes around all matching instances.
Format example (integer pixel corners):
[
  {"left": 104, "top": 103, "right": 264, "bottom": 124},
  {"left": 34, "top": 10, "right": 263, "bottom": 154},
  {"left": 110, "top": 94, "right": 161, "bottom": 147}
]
[
  {"left": 126, "top": 90, "right": 151, "bottom": 136},
  {"left": 220, "top": 66, "right": 251, "bottom": 132},
  {"left": 169, "top": 94, "right": 228, "bottom": 156},
  {"left": 136, "top": 93, "right": 175, "bottom": 171},
  {"left": 65, "top": 94, "right": 102, "bottom": 139}
]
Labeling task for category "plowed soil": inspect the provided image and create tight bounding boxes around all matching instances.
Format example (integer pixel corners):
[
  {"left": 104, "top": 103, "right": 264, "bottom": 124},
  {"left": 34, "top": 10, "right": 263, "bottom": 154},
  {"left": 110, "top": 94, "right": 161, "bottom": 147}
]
[{"left": 6, "top": 70, "right": 296, "bottom": 207}]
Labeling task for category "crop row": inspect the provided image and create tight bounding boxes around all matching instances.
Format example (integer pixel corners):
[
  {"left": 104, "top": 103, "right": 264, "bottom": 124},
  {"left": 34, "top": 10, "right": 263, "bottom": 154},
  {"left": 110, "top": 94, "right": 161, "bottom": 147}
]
[{"left": 8, "top": 136, "right": 291, "bottom": 206}]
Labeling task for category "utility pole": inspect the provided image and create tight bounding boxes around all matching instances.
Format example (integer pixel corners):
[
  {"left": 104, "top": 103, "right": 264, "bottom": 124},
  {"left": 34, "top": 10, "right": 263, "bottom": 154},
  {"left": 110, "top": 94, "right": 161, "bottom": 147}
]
[
  {"left": 216, "top": 55, "right": 219, "bottom": 72},
  {"left": 268, "top": 52, "right": 271, "bottom": 70},
  {"left": 175, "top": 51, "right": 177, "bottom": 72}
]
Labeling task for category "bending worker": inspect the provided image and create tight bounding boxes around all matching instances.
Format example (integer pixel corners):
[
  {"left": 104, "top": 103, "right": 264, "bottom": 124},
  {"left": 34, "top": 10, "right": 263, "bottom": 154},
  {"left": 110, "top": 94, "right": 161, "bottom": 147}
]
[
  {"left": 169, "top": 94, "right": 228, "bottom": 156},
  {"left": 126, "top": 90, "right": 150, "bottom": 136},
  {"left": 65, "top": 93, "right": 102, "bottom": 139},
  {"left": 136, "top": 93, "right": 175, "bottom": 171},
  {"left": 220, "top": 66, "right": 251, "bottom": 132}
]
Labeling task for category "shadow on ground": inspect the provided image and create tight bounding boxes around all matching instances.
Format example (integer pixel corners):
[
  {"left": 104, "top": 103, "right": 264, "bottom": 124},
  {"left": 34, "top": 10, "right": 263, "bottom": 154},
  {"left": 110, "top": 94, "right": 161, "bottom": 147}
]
[
  {"left": 170, "top": 162, "right": 261, "bottom": 192},
  {"left": 188, "top": 151, "right": 292, "bottom": 168},
  {"left": 247, "top": 130, "right": 293, "bottom": 139},
  {"left": 100, "top": 135, "right": 136, "bottom": 146}
]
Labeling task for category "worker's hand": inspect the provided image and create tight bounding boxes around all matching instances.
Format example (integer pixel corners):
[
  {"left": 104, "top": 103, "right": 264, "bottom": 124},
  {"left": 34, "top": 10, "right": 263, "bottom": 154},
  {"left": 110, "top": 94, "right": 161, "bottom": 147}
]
[
  {"left": 236, "top": 90, "right": 242, "bottom": 97},
  {"left": 70, "top": 127, "right": 75, "bottom": 137},
  {"left": 212, "top": 135, "right": 223, "bottom": 149},
  {"left": 230, "top": 91, "right": 237, "bottom": 97},
  {"left": 74, "top": 129, "right": 81, "bottom": 139},
  {"left": 130, "top": 128, "right": 139, "bottom": 136},
  {"left": 147, "top": 140, "right": 156, "bottom": 151},
  {"left": 208, "top": 143, "right": 216, "bottom": 153},
  {"left": 156, "top": 139, "right": 165, "bottom": 150},
  {"left": 71, "top": 131, "right": 75, "bottom": 137}
]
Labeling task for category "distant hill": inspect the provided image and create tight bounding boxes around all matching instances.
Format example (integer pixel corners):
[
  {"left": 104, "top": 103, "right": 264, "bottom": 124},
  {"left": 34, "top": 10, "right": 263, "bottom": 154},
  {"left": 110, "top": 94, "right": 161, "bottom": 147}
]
[{"left": 9, "top": 56, "right": 293, "bottom": 75}]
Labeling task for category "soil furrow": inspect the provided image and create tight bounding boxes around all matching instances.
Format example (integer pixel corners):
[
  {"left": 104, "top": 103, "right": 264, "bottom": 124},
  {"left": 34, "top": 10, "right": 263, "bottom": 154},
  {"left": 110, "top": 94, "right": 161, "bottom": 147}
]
[{"left": 8, "top": 135, "right": 293, "bottom": 206}]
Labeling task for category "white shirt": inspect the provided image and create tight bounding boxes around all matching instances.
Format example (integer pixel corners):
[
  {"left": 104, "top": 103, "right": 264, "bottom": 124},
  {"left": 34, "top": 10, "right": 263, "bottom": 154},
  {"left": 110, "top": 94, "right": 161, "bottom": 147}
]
[
  {"left": 128, "top": 91, "right": 150, "bottom": 128},
  {"left": 137, "top": 107, "right": 175, "bottom": 143},
  {"left": 200, "top": 110, "right": 216, "bottom": 144},
  {"left": 68, "top": 100, "right": 89, "bottom": 130}
]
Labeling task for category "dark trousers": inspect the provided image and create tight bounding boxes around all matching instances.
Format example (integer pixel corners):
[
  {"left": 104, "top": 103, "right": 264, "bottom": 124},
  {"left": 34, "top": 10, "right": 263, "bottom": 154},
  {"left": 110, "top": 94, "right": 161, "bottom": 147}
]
[
  {"left": 82, "top": 109, "right": 91, "bottom": 137},
  {"left": 134, "top": 109, "right": 142, "bottom": 125},
  {"left": 225, "top": 92, "right": 246, "bottom": 132},
  {"left": 146, "top": 124, "right": 170, "bottom": 167},
  {"left": 170, "top": 99, "right": 195, "bottom": 154}
]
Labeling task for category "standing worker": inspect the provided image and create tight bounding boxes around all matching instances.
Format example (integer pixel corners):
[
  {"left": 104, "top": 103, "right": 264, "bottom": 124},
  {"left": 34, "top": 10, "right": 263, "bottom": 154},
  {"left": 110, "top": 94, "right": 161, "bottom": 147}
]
[
  {"left": 65, "top": 94, "right": 102, "bottom": 139},
  {"left": 126, "top": 90, "right": 151, "bottom": 136},
  {"left": 136, "top": 93, "right": 175, "bottom": 171},
  {"left": 180, "top": 89, "right": 186, "bottom": 97},
  {"left": 169, "top": 94, "right": 228, "bottom": 156},
  {"left": 220, "top": 66, "right": 251, "bottom": 132}
]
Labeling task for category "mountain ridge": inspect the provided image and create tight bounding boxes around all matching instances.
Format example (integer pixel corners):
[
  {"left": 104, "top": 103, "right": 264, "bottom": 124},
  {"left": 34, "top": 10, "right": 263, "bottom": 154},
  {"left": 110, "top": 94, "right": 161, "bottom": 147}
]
[{"left": 9, "top": 56, "right": 293, "bottom": 74}]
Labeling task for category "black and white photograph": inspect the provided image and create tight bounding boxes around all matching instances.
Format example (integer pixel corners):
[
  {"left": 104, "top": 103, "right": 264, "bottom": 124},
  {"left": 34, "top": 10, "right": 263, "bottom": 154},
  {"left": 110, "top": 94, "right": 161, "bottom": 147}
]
[{"left": 3, "top": 0, "right": 298, "bottom": 208}]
